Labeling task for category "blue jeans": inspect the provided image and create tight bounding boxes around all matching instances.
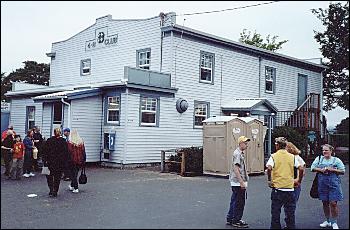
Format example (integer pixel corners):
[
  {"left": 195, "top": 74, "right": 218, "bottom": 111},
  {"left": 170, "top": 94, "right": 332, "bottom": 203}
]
[
  {"left": 270, "top": 188, "right": 296, "bottom": 229},
  {"left": 70, "top": 164, "right": 80, "bottom": 189},
  {"left": 294, "top": 186, "right": 301, "bottom": 202},
  {"left": 227, "top": 186, "right": 246, "bottom": 223},
  {"left": 23, "top": 151, "right": 33, "bottom": 174}
]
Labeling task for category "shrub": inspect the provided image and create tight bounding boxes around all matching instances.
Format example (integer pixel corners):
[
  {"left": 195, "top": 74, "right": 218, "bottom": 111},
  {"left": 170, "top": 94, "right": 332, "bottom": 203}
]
[{"left": 272, "top": 126, "right": 307, "bottom": 154}]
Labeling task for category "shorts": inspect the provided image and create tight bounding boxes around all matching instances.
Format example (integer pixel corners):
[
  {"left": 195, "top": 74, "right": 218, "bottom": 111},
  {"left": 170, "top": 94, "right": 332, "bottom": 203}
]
[{"left": 318, "top": 174, "right": 343, "bottom": 202}]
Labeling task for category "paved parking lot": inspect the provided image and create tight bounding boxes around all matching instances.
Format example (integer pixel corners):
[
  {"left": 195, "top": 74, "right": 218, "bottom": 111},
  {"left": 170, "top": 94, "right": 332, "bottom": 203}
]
[{"left": 1, "top": 164, "right": 349, "bottom": 229}]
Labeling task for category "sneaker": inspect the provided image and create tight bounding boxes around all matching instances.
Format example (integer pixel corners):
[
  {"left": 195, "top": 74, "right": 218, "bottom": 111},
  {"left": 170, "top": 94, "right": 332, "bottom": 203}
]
[
  {"left": 320, "top": 221, "right": 331, "bottom": 228},
  {"left": 68, "top": 185, "right": 74, "bottom": 191},
  {"left": 63, "top": 177, "right": 71, "bottom": 181},
  {"left": 232, "top": 220, "right": 249, "bottom": 228},
  {"left": 332, "top": 223, "right": 339, "bottom": 229},
  {"left": 23, "top": 173, "right": 30, "bottom": 178},
  {"left": 29, "top": 172, "right": 35, "bottom": 177},
  {"left": 72, "top": 189, "right": 79, "bottom": 193}
]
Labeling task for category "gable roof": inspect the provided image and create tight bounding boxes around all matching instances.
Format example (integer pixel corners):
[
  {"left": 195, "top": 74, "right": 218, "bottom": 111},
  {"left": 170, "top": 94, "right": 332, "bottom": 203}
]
[{"left": 221, "top": 98, "right": 278, "bottom": 114}]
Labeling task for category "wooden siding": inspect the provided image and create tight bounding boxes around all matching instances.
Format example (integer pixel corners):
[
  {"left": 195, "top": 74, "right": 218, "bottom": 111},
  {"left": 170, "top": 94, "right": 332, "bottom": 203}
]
[
  {"left": 10, "top": 98, "right": 43, "bottom": 138},
  {"left": 41, "top": 103, "right": 52, "bottom": 138},
  {"left": 71, "top": 96, "right": 103, "bottom": 162},
  {"left": 50, "top": 17, "right": 162, "bottom": 86}
]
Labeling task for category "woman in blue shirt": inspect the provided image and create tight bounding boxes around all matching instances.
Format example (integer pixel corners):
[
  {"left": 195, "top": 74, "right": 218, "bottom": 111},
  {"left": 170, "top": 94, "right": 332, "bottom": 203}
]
[{"left": 310, "top": 144, "right": 345, "bottom": 229}]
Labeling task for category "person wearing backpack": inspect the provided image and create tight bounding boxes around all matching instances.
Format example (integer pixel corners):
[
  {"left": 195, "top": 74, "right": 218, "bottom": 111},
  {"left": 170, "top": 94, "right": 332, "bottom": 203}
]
[{"left": 67, "top": 129, "right": 86, "bottom": 193}]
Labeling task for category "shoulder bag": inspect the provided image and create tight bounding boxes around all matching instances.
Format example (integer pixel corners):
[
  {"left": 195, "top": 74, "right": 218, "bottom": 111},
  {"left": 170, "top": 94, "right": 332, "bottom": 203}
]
[
  {"left": 79, "top": 166, "right": 87, "bottom": 184},
  {"left": 310, "top": 155, "right": 321, "bottom": 199}
]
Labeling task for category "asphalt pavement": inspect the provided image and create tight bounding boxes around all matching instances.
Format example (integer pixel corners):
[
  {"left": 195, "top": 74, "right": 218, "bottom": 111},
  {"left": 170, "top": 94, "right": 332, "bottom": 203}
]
[{"left": 1, "top": 164, "right": 349, "bottom": 229}]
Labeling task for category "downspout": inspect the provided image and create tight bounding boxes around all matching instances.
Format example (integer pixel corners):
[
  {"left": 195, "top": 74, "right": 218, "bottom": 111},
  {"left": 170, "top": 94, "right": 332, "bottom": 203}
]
[
  {"left": 99, "top": 95, "right": 104, "bottom": 166},
  {"left": 61, "top": 98, "right": 70, "bottom": 129},
  {"left": 160, "top": 31, "right": 164, "bottom": 72},
  {"left": 123, "top": 88, "right": 129, "bottom": 167},
  {"left": 258, "top": 56, "right": 262, "bottom": 98}
]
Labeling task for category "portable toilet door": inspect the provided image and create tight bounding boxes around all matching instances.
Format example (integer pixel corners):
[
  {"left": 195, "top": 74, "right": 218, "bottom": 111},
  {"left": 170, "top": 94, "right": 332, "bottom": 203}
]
[
  {"left": 203, "top": 122, "right": 227, "bottom": 174},
  {"left": 245, "top": 119, "right": 264, "bottom": 174},
  {"left": 226, "top": 117, "right": 248, "bottom": 173}
]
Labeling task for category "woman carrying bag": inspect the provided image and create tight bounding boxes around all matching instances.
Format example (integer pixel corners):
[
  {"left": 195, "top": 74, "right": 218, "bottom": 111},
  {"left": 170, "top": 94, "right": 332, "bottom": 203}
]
[
  {"left": 310, "top": 144, "right": 345, "bottom": 229},
  {"left": 67, "top": 129, "right": 86, "bottom": 193}
]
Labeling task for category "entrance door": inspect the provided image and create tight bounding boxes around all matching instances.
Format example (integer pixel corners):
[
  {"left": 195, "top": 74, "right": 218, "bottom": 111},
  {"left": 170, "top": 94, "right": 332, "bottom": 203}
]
[
  {"left": 297, "top": 74, "right": 308, "bottom": 107},
  {"left": 52, "top": 102, "right": 63, "bottom": 135}
]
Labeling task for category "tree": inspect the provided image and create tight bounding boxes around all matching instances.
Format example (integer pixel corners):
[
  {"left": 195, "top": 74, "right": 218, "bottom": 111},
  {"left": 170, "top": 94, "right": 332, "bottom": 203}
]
[
  {"left": 239, "top": 29, "right": 288, "bottom": 52},
  {"left": 335, "top": 117, "right": 349, "bottom": 134},
  {"left": 312, "top": 2, "right": 349, "bottom": 111},
  {"left": 1, "top": 61, "right": 50, "bottom": 102}
]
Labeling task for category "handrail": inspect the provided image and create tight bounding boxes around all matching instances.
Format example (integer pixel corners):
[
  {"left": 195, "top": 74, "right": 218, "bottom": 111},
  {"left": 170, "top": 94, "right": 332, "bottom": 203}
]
[{"left": 297, "top": 94, "right": 312, "bottom": 111}]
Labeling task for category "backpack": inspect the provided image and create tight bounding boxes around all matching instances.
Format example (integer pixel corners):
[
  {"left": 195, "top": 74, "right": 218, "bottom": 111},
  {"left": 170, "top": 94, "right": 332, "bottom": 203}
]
[{"left": 68, "top": 142, "right": 85, "bottom": 165}]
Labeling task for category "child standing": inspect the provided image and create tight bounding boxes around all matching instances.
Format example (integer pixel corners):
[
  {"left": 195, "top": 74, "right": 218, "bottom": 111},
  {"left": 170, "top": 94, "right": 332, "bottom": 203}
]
[{"left": 10, "top": 135, "right": 25, "bottom": 180}]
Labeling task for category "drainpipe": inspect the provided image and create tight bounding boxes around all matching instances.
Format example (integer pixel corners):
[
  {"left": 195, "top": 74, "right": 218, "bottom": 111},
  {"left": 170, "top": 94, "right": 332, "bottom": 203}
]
[
  {"left": 61, "top": 98, "right": 70, "bottom": 129},
  {"left": 258, "top": 56, "right": 262, "bottom": 98}
]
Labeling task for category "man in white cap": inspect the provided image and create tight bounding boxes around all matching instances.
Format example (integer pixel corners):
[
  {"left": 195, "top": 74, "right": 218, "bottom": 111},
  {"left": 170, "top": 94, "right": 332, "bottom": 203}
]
[{"left": 226, "top": 135, "right": 250, "bottom": 228}]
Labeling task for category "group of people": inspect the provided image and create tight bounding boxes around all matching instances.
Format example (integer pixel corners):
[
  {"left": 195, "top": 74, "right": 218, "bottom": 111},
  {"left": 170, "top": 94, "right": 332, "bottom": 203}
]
[
  {"left": 1, "top": 125, "right": 86, "bottom": 198},
  {"left": 1, "top": 125, "right": 43, "bottom": 180},
  {"left": 226, "top": 135, "right": 345, "bottom": 229}
]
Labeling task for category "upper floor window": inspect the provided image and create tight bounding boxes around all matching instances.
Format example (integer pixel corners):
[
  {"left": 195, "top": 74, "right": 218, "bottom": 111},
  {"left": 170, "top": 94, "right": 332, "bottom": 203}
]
[
  {"left": 200, "top": 51, "right": 215, "bottom": 84},
  {"left": 137, "top": 48, "right": 151, "bottom": 70},
  {"left": 81, "top": 59, "right": 91, "bottom": 76},
  {"left": 265, "top": 66, "right": 276, "bottom": 94},
  {"left": 26, "top": 106, "right": 35, "bottom": 131},
  {"left": 194, "top": 101, "right": 209, "bottom": 128},
  {"left": 107, "top": 96, "right": 120, "bottom": 124},
  {"left": 140, "top": 96, "right": 158, "bottom": 126}
]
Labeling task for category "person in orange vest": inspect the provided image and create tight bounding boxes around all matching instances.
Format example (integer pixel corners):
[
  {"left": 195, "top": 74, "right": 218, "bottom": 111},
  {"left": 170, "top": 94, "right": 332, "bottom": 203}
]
[
  {"left": 10, "top": 135, "right": 25, "bottom": 180},
  {"left": 266, "top": 137, "right": 304, "bottom": 229}
]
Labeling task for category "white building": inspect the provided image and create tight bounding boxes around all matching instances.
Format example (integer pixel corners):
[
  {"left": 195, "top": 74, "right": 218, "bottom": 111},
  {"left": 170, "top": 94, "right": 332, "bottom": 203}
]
[{"left": 6, "top": 13, "right": 326, "bottom": 166}]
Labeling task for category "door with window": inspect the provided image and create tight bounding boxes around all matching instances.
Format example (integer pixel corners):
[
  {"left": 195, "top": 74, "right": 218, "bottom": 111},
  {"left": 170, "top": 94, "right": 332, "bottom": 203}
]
[
  {"left": 52, "top": 102, "right": 63, "bottom": 135},
  {"left": 297, "top": 74, "right": 308, "bottom": 107}
]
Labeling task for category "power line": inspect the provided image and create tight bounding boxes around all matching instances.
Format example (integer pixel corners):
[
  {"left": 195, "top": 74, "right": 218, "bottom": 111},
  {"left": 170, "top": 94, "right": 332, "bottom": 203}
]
[{"left": 176, "top": 1, "right": 280, "bottom": 17}]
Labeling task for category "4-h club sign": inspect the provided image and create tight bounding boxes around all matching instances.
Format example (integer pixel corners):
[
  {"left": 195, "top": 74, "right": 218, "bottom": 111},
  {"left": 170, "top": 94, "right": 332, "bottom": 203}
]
[{"left": 85, "top": 27, "right": 118, "bottom": 51}]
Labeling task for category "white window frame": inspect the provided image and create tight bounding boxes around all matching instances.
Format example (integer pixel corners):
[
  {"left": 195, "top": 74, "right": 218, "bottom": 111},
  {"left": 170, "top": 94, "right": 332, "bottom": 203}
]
[
  {"left": 137, "top": 49, "right": 151, "bottom": 70},
  {"left": 200, "top": 52, "right": 214, "bottom": 83},
  {"left": 265, "top": 66, "right": 275, "bottom": 93},
  {"left": 27, "top": 106, "right": 35, "bottom": 130},
  {"left": 81, "top": 59, "right": 91, "bottom": 76},
  {"left": 107, "top": 96, "right": 120, "bottom": 124},
  {"left": 140, "top": 97, "right": 157, "bottom": 126},
  {"left": 194, "top": 102, "right": 209, "bottom": 128}
]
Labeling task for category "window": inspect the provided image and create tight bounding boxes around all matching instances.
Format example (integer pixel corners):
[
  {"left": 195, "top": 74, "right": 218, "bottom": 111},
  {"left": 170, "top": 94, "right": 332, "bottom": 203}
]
[
  {"left": 81, "top": 59, "right": 91, "bottom": 75},
  {"left": 194, "top": 102, "right": 209, "bottom": 128},
  {"left": 53, "top": 102, "right": 62, "bottom": 124},
  {"left": 265, "top": 66, "right": 276, "bottom": 93},
  {"left": 26, "top": 106, "right": 35, "bottom": 130},
  {"left": 107, "top": 96, "right": 120, "bottom": 124},
  {"left": 200, "top": 51, "right": 214, "bottom": 83},
  {"left": 140, "top": 96, "right": 158, "bottom": 126},
  {"left": 137, "top": 48, "right": 151, "bottom": 70}
]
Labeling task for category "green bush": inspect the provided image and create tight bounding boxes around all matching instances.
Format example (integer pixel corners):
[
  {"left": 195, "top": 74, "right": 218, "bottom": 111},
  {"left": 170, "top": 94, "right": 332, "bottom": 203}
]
[{"left": 272, "top": 126, "right": 307, "bottom": 154}]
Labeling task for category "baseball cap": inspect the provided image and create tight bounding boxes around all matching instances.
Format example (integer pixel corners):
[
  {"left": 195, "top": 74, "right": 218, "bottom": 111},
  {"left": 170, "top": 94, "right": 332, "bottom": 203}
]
[
  {"left": 238, "top": 136, "right": 250, "bottom": 143},
  {"left": 63, "top": 128, "right": 70, "bottom": 132}
]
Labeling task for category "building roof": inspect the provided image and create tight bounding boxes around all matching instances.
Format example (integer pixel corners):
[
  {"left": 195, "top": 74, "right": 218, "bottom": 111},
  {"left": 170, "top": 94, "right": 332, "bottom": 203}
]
[
  {"left": 32, "top": 88, "right": 101, "bottom": 101},
  {"left": 221, "top": 98, "right": 278, "bottom": 114},
  {"left": 162, "top": 24, "right": 327, "bottom": 72},
  {"left": 203, "top": 116, "right": 258, "bottom": 123}
]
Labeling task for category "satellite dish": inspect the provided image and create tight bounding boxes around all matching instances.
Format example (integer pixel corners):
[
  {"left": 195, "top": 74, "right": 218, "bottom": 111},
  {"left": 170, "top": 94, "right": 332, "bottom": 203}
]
[{"left": 176, "top": 98, "right": 188, "bottom": 113}]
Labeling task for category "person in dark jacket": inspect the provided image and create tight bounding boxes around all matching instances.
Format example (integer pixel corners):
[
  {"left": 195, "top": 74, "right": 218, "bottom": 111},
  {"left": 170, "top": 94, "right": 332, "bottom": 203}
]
[
  {"left": 23, "top": 129, "right": 36, "bottom": 177},
  {"left": 32, "top": 126, "right": 44, "bottom": 171},
  {"left": 42, "top": 128, "right": 69, "bottom": 197},
  {"left": 1, "top": 130, "right": 14, "bottom": 178}
]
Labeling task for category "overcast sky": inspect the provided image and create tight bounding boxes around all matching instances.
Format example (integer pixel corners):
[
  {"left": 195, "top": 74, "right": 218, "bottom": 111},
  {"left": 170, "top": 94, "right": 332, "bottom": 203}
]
[{"left": 1, "top": 1, "right": 348, "bottom": 127}]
